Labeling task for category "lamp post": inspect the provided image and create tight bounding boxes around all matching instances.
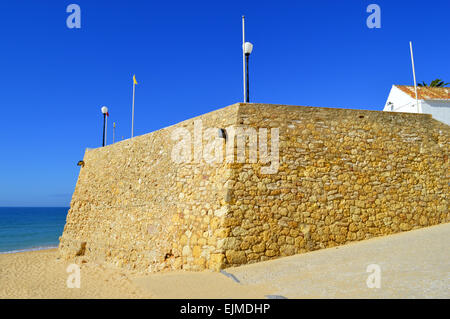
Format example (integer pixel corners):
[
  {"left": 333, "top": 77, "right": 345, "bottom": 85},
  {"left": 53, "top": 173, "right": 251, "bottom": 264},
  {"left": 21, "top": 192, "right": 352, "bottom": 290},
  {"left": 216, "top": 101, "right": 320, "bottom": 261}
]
[
  {"left": 243, "top": 42, "right": 253, "bottom": 103},
  {"left": 101, "top": 106, "right": 108, "bottom": 147}
]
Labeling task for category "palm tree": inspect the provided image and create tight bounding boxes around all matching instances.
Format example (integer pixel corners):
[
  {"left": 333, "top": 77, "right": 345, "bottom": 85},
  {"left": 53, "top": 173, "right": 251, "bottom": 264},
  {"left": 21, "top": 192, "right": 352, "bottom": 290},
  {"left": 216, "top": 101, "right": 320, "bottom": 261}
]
[{"left": 417, "top": 79, "right": 449, "bottom": 87}]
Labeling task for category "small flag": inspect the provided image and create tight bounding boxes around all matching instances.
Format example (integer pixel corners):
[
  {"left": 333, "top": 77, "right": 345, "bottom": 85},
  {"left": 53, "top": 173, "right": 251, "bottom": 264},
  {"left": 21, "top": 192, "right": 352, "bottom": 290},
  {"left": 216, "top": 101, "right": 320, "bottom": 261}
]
[
  {"left": 133, "top": 74, "right": 138, "bottom": 85},
  {"left": 106, "top": 112, "right": 109, "bottom": 117}
]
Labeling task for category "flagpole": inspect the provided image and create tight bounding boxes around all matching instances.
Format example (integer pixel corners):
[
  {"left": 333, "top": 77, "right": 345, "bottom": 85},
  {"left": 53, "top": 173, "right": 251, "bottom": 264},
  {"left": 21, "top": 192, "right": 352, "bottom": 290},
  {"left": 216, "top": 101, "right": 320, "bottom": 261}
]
[
  {"left": 409, "top": 41, "right": 420, "bottom": 113},
  {"left": 113, "top": 122, "right": 116, "bottom": 144},
  {"left": 242, "top": 15, "right": 246, "bottom": 103},
  {"left": 131, "top": 80, "right": 135, "bottom": 138}
]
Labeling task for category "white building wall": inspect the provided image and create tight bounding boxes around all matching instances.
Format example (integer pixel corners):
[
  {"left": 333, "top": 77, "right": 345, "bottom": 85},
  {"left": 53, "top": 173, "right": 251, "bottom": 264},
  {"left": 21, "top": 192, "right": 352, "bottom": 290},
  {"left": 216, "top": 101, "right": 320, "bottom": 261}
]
[
  {"left": 383, "top": 85, "right": 449, "bottom": 126},
  {"left": 383, "top": 86, "right": 419, "bottom": 113},
  {"left": 421, "top": 101, "right": 450, "bottom": 126}
]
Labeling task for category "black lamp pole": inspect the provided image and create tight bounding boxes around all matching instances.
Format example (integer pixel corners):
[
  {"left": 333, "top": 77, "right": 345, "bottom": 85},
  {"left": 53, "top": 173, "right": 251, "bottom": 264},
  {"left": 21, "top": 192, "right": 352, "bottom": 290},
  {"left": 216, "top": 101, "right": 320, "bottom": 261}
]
[
  {"left": 245, "top": 53, "right": 250, "bottom": 103},
  {"left": 102, "top": 113, "right": 106, "bottom": 147}
]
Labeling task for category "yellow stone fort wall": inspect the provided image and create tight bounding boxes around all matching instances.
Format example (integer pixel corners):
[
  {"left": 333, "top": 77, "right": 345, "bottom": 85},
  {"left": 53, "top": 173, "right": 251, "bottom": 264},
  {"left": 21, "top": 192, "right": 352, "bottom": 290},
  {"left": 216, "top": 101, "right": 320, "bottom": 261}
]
[
  {"left": 220, "top": 104, "right": 449, "bottom": 268},
  {"left": 59, "top": 103, "right": 449, "bottom": 272},
  {"left": 59, "top": 104, "right": 240, "bottom": 271}
]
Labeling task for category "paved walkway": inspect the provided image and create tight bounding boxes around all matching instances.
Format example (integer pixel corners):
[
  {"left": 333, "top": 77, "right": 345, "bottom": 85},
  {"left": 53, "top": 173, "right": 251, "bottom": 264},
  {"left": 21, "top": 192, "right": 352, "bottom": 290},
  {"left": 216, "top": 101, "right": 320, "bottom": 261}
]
[{"left": 226, "top": 222, "right": 450, "bottom": 298}]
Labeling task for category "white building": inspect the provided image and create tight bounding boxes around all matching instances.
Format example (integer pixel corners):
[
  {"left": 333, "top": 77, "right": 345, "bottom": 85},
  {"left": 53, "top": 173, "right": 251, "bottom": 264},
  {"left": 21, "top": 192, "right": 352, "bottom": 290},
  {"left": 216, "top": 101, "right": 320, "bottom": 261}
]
[{"left": 383, "top": 85, "right": 450, "bottom": 125}]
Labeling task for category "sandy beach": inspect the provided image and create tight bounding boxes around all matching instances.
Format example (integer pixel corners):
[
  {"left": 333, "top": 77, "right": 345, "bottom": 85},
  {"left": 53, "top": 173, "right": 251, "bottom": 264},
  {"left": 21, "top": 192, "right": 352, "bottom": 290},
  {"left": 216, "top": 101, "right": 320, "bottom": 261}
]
[{"left": 1, "top": 223, "right": 449, "bottom": 299}]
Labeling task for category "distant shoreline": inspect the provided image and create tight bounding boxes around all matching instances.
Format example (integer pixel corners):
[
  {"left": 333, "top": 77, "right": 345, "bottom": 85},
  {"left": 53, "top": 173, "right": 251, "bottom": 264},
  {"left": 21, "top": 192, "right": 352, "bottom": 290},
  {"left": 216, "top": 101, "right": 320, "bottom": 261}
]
[
  {"left": 0, "top": 245, "right": 58, "bottom": 255},
  {"left": 0, "top": 206, "right": 69, "bottom": 209}
]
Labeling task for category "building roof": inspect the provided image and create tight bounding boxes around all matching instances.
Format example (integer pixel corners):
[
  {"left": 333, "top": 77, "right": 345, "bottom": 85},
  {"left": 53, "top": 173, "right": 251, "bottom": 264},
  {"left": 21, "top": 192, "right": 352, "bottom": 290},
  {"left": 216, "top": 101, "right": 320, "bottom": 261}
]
[{"left": 395, "top": 85, "right": 450, "bottom": 100}]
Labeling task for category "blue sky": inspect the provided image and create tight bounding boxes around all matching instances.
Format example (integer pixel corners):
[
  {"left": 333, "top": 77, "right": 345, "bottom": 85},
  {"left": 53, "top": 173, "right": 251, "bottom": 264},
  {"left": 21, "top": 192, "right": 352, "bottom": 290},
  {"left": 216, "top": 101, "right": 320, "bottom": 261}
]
[{"left": 0, "top": 0, "right": 448, "bottom": 206}]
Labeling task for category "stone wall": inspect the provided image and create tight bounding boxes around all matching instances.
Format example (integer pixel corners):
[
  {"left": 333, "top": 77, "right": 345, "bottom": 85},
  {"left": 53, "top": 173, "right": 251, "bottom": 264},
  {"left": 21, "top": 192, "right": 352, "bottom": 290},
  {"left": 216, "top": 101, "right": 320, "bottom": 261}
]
[
  {"left": 59, "top": 103, "right": 449, "bottom": 272},
  {"left": 220, "top": 104, "right": 449, "bottom": 268},
  {"left": 59, "top": 103, "right": 240, "bottom": 272}
]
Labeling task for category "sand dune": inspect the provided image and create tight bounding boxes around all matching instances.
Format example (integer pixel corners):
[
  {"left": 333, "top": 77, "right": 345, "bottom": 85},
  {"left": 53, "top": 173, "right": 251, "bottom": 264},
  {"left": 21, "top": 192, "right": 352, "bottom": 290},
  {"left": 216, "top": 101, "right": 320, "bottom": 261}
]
[{"left": 1, "top": 223, "right": 449, "bottom": 298}]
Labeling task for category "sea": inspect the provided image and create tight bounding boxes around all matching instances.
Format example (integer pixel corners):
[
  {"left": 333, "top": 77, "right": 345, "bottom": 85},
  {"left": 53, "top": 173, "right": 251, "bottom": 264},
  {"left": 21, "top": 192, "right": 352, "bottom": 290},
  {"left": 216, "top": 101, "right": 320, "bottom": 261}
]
[{"left": 0, "top": 207, "right": 68, "bottom": 254}]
